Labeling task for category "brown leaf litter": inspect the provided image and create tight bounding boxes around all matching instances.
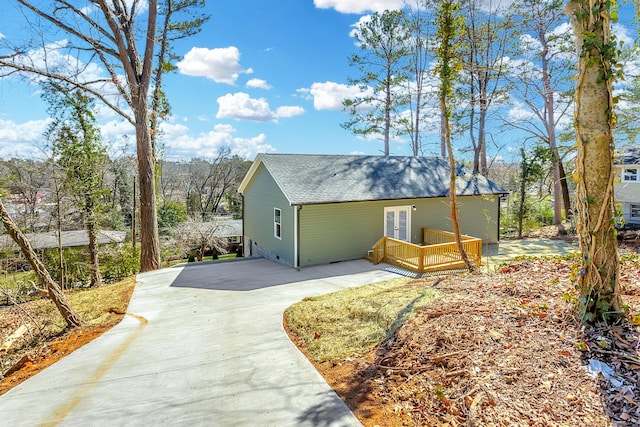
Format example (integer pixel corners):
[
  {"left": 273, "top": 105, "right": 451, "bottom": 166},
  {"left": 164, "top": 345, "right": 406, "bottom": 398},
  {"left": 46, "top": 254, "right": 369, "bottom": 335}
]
[{"left": 300, "top": 257, "right": 640, "bottom": 426}]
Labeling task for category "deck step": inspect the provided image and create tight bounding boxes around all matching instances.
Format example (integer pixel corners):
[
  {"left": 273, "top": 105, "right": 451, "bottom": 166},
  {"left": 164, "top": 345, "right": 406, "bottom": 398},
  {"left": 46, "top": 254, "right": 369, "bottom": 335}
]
[
  {"left": 384, "top": 266, "right": 420, "bottom": 278},
  {"left": 384, "top": 265, "right": 469, "bottom": 279}
]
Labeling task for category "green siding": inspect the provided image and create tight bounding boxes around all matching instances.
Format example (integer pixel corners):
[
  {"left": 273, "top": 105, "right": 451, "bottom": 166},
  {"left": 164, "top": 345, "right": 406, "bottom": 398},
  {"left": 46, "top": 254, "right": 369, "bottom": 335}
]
[
  {"left": 413, "top": 196, "right": 501, "bottom": 243},
  {"left": 242, "top": 164, "right": 295, "bottom": 266},
  {"left": 298, "top": 196, "right": 500, "bottom": 267}
]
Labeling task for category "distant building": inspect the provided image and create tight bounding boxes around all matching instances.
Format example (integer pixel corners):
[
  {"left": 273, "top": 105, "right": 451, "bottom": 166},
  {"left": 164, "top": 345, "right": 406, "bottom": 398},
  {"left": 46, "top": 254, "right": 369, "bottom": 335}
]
[
  {"left": 615, "top": 146, "right": 640, "bottom": 227},
  {"left": 0, "top": 230, "right": 127, "bottom": 251}
]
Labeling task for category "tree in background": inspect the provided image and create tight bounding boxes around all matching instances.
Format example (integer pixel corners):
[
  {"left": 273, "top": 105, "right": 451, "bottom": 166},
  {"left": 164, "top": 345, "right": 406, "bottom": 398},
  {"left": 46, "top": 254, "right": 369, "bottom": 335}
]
[
  {"left": 45, "top": 86, "right": 108, "bottom": 288},
  {"left": 343, "top": 10, "right": 409, "bottom": 156},
  {"left": 460, "top": 0, "right": 515, "bottom": 176},
  {"left": 0, "top": 159, "right": 50, "bottom": 232},
  {"left": 0, "top": 198, "right": 83, "bottom": 328},
  {"left": 175, "top": 219, "right": 228, "bottom": 262},
  {"left": 566, "top": 0, "right": 623, "bottom": 322},
  {"left": 436, "top": 0, "right": 475, "bottom": 272},
  {"left": 508, "top": 0, "right": 574, "bottom": 224},
  {"left": 184, "top": 150, "right": 249, "bottom": 221},
  {"left": 150, "top": 0, "right": 209, "bottom": 154},
  {"left": 401, "top": 0, "right": 439, "bottom": 156},
  {"left": 0, "top": 1, "right": 204, "bottom": 273},
  {"left": 0, "top": 0, "right": 159, "bottom": 271},
  {"left": 516, "top": 145, "right": 551, "bottom": 238}
]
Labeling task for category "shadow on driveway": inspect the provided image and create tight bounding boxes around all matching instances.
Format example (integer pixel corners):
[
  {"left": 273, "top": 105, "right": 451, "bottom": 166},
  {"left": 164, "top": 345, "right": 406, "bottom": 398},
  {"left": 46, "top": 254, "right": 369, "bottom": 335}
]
[{"left": 170, "top": 257, "right": 390, "bottom": 291}]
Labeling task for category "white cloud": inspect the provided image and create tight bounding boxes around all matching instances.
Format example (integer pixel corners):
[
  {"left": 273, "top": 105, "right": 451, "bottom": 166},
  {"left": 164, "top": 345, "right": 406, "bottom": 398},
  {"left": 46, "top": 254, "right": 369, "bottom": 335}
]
[
  {"left": 216, "top": 92, "right": 304, "bottom": 122},
  {"left": 5, "top": 39, "right": 107, "bottom": 86},
  {"left": 275, "top": 106, "right": 305, "bottom": 118},
  {"left": 217, "top": 92, "right": 274, "bottom": 121},
  {"left": 301, "top": 81, "right": 366, "bottom": 111},
  {"left": 313, "top": 0, "right": 403, "bottom": 14},
  {"left": 160, "top": 122, "right": 275, "bottom": 160},
  {"left": 177, "top": 46, "right": 253, "bottom": 84},
  {"left": 214, "top": 123, "right": 235, "bottom": 133},
  {"left": 613, "top": 23, "right": 634, "bottom": 47},
  {"left": 246, "top": 78, "right": 271, "bottom": 90},
  {"left": 100, "top": 119, "right": 135, "bottom": 143},
  {"left": 0, "top": 119, "right": 51, "bottom": 159}
]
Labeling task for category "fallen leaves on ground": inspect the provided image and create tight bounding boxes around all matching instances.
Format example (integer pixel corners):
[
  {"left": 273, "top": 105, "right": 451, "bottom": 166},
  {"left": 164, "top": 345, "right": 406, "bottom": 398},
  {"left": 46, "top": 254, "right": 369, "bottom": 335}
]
[{"left": 293, "top": 257, "right": 640, "bottom": 426}]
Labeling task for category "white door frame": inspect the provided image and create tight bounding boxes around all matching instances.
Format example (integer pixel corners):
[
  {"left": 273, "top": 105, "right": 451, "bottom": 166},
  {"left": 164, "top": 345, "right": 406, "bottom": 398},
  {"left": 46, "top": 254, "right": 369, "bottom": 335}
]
[{"left": 384, "top": 206, "right": 412, "bottom": 242}]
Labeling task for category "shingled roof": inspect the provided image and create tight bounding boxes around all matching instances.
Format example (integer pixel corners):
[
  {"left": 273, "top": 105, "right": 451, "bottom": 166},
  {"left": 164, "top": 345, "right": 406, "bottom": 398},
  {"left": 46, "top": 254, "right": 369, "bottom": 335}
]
[
  {"left": 617, "top": 146, "right": 640, "bottom": 165},
  {"left": 239, "top": 154, "right": 508, "bottom": 206},
  {"left": 0, "top": 229, "right": 126, "bottom": 251}
]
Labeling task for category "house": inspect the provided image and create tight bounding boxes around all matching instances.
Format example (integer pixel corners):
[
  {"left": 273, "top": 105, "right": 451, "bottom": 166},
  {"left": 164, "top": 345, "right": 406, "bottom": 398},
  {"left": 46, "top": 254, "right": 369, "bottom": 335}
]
[
  {"left": 615, "top": 146, "right": 640, "bottom": 227},
  {"left": 238, "top": 154, "right": 508, "bottom": 269},
  {"left": 0, "top": 229, "right": 127, "bottom": 251},
  {"left": 214, "top": 219, "right": 243, "bottom": 252}
]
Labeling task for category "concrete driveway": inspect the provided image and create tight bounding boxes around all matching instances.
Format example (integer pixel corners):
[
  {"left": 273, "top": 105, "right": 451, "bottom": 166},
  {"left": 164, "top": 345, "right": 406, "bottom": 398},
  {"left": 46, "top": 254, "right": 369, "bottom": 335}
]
[
  {"left": 0, "top": 258, "right": 400, "bottom": 427},
  {"left": 482, "top": 238, "right": 579, "bottom": 271}
]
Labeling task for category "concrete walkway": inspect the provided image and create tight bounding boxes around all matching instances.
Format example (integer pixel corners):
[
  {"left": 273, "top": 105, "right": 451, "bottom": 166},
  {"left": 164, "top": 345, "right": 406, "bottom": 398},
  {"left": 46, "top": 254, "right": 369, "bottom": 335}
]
[
  {"left": 482, "top": 238, "right": 579, "bottom": 272},
  {"left": 0, "top": 258, "right": 400, "bottom": 427}
]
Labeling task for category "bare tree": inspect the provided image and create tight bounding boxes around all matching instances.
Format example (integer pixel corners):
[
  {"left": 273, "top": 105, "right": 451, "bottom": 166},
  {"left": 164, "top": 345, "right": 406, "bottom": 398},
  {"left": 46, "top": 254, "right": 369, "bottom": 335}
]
[
  {"left": 1, "top": 159, "right": 49, "bottom": 232},
  {"left": 0, "top": 0, "right": 160, "bottom": 271},
  {"left": 508, "top": 0, "right": 575, "bottom": 224},
  {"left": 401, "top": 0, "right": 439, "bottom": 156},
  {"left": 185, "top": 150, "right": 248, "bottom": 220},
  {"left": 175, "top": 218, "right": 228, "bottom": 262},
  {"left": 0, "top": 198, "right": 83, "bottom": 328},
  {"left": 460, "top": 0, "right": 515, "bottom": 176}
]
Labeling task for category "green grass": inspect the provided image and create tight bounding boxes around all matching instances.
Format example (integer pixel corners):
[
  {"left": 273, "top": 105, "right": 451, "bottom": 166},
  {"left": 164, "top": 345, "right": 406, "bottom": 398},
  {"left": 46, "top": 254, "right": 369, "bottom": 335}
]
[
  {"left": 285, "top": 277, "right": 440, "bottom": 362},
  {"left": 0, "top": 270, "right": 39, "bottom": 304}
]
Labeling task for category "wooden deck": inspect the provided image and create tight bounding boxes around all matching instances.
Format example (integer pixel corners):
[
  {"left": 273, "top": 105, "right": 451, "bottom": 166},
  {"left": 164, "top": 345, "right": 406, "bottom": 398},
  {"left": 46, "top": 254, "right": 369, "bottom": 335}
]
[{"left": 368, "top": 228, "right": 481, "bottom": 273}]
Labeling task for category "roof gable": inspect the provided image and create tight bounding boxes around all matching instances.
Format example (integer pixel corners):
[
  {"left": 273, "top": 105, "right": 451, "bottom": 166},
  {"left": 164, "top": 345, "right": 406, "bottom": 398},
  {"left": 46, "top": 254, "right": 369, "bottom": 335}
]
[
  {"left": 617, "top": 146, "right": 640, "bottom": 165},
  {"left": 239, "top": 154, "right": 508, "bottom": 205}
]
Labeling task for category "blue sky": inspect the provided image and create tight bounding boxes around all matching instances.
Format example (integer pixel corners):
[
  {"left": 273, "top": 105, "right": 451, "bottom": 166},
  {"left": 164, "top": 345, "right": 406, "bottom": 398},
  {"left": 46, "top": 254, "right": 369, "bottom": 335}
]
[{"left": 0, "top": 0, "right": 636, "bottom": 162}]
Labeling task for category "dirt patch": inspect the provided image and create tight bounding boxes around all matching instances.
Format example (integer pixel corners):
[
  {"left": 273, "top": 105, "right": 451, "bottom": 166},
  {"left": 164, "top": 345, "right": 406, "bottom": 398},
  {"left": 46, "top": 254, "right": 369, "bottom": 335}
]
[
  {"left": 287, "top": 257, "right": 640, "bottom": 426},
  {"left": 0, "top": 325, "right": 113, "bottom": 395},
  {"left": 0, "top": 279, "right": 135, "bottom": 396}
]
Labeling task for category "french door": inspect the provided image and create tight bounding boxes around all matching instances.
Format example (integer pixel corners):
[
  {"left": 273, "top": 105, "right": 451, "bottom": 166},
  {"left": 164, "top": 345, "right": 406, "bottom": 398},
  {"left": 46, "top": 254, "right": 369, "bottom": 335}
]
[{"left": 384, "top": 206, "right": 411, "bottom": 242}]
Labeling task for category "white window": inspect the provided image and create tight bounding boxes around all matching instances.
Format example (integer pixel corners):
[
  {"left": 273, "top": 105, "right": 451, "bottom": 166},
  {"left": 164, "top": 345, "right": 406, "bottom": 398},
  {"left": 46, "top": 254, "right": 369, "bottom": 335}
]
[
  {"left": 623, "top": 168, "right": 638, "bottom": 182},
  {"left": 274, "top": 208, "right": 282, "bottom": 239},
  {"left": 631, "top": 204, "right": 640, "bottom": 219},
  {"left": 227, "top": 236, "right": 240, "bottom": 243}
]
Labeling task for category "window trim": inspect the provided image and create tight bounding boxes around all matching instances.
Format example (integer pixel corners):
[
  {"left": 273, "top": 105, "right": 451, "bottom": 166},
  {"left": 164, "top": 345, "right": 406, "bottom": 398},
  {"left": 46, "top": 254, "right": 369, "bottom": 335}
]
[
  {"left": 274, "top": 207, "right": 282, "bottom": 240},
  {"left": 623, "top": 168, "right": 638, "bottom": 182},
  {"left": 631, "top": 204, "right": 640, "bottom": 219}
]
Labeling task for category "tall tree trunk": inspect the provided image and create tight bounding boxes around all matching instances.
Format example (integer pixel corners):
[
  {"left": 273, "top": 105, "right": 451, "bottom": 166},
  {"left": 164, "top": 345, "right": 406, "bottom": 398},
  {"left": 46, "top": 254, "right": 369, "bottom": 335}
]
[
  {"left": 437, "top": 0, "right": 473, "bottom": 272},
  {"left": 567, "top": 0, "right": 622, "bottom": 322},
  {"left": 542, "top": 46, "right": 564, "bottom": 225},
  {"left": 443, "top": 98, "right": 474, "bottom": 272},
  {"left": 0, "top": 199, "right": 83, "bottom": 328},
  {"left": 384, "top": 68, "right": 392, "bottom": 157},
  {"left": 86, "top": 202, "right": 101, "bottom": 287},
  {"left": 478, "top": 91, "right": 488, "bottom": 176},
  {"left": 135, "top": 103, "right": 161, "bottom": 272},
  {"left": 559, "top": 161, "right": 572, "bottom": 220},
  {"left": 517, "top": 148, "right": 528, "bottom": 239}
]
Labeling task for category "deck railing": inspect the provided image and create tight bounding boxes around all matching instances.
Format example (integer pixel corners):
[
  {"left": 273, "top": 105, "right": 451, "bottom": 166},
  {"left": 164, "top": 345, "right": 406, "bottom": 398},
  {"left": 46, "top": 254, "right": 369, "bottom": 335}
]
[{"left": 369, "top": 228, "right": 482, "bottom": 273}]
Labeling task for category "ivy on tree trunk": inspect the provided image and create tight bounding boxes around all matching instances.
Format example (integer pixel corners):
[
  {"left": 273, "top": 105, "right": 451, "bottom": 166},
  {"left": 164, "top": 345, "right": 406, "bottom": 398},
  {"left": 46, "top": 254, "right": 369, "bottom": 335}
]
[{"left": 566, "top": 0, "right": 623, "bottom": 322}]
